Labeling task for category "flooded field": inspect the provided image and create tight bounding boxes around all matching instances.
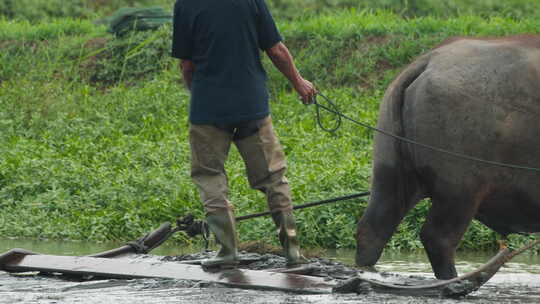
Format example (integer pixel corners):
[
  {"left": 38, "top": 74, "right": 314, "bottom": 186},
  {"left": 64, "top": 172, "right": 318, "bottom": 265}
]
[{"left": 1, "top": 239, "right": 539, "bottom": 304}]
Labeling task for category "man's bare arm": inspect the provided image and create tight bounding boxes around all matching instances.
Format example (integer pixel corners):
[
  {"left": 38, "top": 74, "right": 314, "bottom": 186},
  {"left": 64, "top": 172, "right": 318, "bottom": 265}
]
[
  {"left": 180, "top": 60, "right": 195, "bottom": 91},
  {"left": 266, "top": 42, "right": 316, "bottom": 104}
]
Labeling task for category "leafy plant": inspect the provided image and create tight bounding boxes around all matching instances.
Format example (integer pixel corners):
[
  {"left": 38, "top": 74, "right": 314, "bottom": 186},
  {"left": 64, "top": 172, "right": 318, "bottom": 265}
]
[{"left": 1, "top": 7, "right": 539, "bottom": 252}]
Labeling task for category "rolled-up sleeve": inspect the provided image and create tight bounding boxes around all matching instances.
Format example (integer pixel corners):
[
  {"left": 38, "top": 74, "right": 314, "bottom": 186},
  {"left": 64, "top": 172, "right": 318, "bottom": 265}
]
[
  {"left": 256, "top": 0, "right": 282, "bottom": 51},
  {"left": 171, "top": 0, "right": 192, "bottom": 59}
]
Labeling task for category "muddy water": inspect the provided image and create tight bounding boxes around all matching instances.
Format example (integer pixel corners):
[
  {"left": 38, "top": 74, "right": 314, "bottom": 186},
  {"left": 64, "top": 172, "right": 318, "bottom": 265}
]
[{"left": 1, "top": 239, "right": 539, "bottom": 304}]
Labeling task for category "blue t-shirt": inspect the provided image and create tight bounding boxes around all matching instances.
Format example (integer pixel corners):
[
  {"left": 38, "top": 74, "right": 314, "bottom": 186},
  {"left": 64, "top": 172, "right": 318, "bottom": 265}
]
[{"left": 171, "top": 0, "right": 282, "bottom": 124}]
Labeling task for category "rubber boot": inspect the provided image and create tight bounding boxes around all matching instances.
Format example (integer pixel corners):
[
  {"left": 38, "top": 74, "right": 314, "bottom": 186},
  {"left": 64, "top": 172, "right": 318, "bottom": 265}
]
[
  {"left": 271, "top": 211, "right": 309, "bottom": 266},
  {"left": 201, "top": 209, "right": 239, "bottom": 268}
]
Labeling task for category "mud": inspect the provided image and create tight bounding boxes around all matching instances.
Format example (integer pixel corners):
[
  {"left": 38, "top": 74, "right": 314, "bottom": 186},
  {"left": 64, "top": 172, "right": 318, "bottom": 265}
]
[
  {"left": 2, "top": 270, "right": 540, "bottom": 304},
  {"left": 163, "top": 251, "right": 363, "bottom": 280},
  {"left": 1, "top": 246, "right": 539, "bottom": 303}
]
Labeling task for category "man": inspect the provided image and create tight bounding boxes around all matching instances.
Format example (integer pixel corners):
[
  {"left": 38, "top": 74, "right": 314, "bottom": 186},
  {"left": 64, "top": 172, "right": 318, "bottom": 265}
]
[{"left": 171, "top": 0, "right": 317, "bottom": 268}]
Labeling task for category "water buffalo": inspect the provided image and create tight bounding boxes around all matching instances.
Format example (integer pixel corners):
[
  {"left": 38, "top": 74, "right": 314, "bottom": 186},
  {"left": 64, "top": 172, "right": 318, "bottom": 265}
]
[{"left": 356, "top": 35, "right": 540, "bottom": 280}]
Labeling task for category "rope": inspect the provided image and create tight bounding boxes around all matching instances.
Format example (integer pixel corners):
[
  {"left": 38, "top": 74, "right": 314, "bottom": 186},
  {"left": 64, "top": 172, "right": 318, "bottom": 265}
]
[
  {"left": 312, "top": 92, "right": 540, "bottom": 173},
  {"left": 175, "top": 192, "right": 370, "bottom": 240},
  {"left": 235, "top": 191, "right": 370, "bottom": 222},
  {"left": 315, "top": 93, "right": 341, "bottom": 133}
]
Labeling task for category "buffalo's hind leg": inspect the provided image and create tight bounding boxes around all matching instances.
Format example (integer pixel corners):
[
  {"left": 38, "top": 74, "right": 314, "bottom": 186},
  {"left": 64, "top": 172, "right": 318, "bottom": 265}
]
[
  {"left": 420, "top": 194, "right": 477, "bottom": 280},
  {"left": 356, "top": 163, "right": 423, "bottom": 267}
]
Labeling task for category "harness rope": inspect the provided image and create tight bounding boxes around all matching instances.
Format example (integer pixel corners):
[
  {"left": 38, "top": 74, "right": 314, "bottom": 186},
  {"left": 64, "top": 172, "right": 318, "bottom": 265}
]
[{"left": 312, "top": 92, "right": 540, "bottom": 173}]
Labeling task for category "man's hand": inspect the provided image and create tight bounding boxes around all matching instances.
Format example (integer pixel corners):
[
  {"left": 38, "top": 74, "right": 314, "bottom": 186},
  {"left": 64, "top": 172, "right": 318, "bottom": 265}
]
[
  {"left": 266, "top": 42, "right": 317, "bottom": 104},
  {"left": 180, "top": 60, "right": 195, "bottom": 91},
  {"left": 293, "top": 78, "right": 317, "bottom": 104}
]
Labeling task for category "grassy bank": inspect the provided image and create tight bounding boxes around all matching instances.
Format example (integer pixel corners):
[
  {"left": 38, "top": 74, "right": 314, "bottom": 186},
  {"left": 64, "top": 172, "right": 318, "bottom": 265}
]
[
  {"left": 267, "top": 0, "right": 540, "bottom": 20},
  {"left": 3, "top": 0, "right": 540, "bottom": 21},
  {"left": 1, "top": 9, "right": 539, "bottom": 251}
]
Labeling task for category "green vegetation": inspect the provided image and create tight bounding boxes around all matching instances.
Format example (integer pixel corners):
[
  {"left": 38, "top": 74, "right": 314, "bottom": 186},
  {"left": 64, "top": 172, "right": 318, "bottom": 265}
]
[
  {"left": 1, "top": 1, "right": 539, "bottom": 252},
  {"left": 3, "top": 0, "right": 540, "bottom": 21},
  {"left": 0, "top": 0, "right": 172, "bottom": 21},
  {"left": 267, "top": 0, "right": 540, "bottom": 19}
]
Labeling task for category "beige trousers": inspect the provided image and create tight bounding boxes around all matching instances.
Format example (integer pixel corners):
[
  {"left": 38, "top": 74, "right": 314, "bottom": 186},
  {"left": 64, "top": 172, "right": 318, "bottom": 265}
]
[{"left": 189, "top": 116, "right": 293, "bottom": 214}]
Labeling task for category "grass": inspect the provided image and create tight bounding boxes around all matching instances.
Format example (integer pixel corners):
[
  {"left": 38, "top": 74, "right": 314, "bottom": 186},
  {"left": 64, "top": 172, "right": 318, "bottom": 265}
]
[
  {"left": 0, "top": 0, "right": 173, "bottom": 21},
  {"left": 267, "top": 0, "right": 540, "bottom": 20},
  {"left": 1, "top": 6, "right": 539, "bottom": 252},
  {"left": 3, "top": 0, "right": 540, "bottom": 21}
]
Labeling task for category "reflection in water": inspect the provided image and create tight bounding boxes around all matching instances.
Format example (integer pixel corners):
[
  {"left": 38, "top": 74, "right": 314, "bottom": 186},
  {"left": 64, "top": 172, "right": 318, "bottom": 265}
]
[
  {"left": 1, "top": 239, "right": 540, "bottom": 304},
  {"left": 327, "top": 248, "right": 540, "bottom": 274},
  {"left": 0, "top": 238, "right": 193, "bottom": 257}
]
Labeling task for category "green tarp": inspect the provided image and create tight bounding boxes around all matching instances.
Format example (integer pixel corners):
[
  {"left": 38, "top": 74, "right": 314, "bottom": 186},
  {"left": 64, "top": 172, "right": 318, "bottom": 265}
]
[{"left": 105, "top": 6, "right": 172, "bottom": 36}]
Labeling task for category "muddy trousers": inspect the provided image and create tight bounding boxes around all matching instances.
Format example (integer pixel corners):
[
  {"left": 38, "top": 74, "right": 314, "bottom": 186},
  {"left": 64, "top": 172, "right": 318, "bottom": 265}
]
[{"left": 189, "top": 116, "right": 293, "bottom": 214}]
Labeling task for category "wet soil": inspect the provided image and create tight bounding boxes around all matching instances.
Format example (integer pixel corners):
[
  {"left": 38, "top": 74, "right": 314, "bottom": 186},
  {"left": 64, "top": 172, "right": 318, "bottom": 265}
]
[
  {"left": 1, "top": 271, "right": 539, "bottom": 303},
  {"left": 164, "top": 251, "right": 361, "bottom": 279},
  {"left": 1, "top": 250, "right": 540, "bottom": 303}
]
